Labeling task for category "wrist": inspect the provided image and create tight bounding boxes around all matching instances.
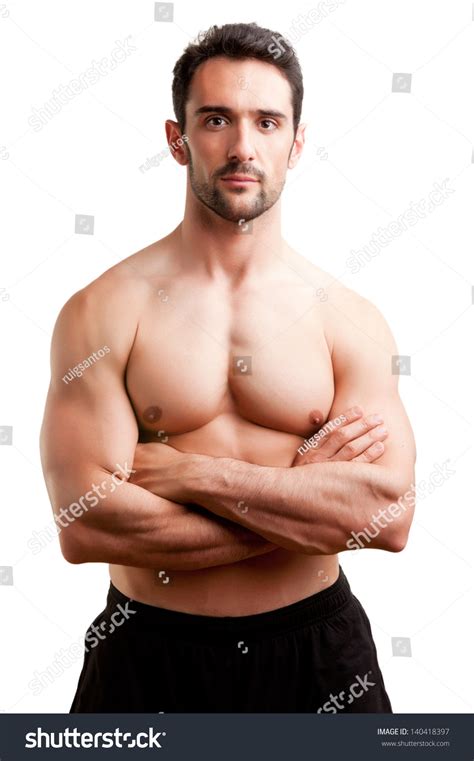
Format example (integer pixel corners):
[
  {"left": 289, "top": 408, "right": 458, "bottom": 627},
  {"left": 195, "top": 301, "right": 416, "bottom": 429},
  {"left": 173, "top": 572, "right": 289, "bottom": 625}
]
[{"left": 183, "top": 453, "right": 214, "bottom": 502}]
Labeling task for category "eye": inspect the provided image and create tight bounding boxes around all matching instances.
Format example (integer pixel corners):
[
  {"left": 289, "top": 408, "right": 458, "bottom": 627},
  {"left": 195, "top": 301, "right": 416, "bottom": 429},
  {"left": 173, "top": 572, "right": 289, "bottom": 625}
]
[
  {"left": 206, "top": 116, "right": 228, "bottom": 129},
  {"left": 260, "top": 119, "right": 277, "bottom": 131}
]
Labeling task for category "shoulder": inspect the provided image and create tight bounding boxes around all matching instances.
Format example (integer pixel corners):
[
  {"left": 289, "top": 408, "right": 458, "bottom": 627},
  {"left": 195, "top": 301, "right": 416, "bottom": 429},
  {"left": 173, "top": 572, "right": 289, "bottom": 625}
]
[
  {"left": 288, "top": 250, "right": 397, "bottom": 357},
  {"left": 51, "top": 238, "right": 172, "bottom": 365},
  {"left": 326, "top": 284, "right": 398, "bottom": 378},
  {"left": 331, "top": 287, "right": 396, "bottom": 351},
  {"left": 56, "top": 236, "right": 172, "bottom": 328}
]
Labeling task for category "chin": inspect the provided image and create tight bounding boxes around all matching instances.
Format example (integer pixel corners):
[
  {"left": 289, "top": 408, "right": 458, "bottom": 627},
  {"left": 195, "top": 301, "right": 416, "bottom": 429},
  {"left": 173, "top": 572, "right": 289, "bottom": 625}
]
[{"left": 223, "top": 209, "right": 263, "bottom": 224}]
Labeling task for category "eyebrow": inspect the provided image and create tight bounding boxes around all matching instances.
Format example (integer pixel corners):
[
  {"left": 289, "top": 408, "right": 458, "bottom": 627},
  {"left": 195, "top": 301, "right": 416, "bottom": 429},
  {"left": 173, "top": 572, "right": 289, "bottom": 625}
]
[{"left": 194, "top": 105, "right": 288, "bottom": 120}]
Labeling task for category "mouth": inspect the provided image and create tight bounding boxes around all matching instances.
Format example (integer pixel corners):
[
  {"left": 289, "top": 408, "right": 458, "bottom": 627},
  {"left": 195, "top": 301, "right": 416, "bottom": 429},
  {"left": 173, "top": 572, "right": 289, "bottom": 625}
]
[{"left": 221, "top": 174, "right": 259, "bottom": 186}]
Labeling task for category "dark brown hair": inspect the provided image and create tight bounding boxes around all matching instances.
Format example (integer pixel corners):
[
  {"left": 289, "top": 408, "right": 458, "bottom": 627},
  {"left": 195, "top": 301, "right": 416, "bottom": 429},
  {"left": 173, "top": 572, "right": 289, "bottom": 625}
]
[{"left": 172, "top": 22, "right": 304, "bottom": 136}]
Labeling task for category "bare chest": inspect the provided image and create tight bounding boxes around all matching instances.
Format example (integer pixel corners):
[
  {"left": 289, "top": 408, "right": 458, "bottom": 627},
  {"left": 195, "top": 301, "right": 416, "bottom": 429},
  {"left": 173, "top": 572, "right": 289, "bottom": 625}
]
[{"left": 125, "top": 281, "right": 334, "bottom": 440}]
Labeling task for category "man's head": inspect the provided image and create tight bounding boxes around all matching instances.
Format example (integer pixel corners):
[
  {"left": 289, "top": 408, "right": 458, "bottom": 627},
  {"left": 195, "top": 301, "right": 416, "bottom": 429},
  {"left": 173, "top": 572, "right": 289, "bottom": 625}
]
[{"left": 166, "top": 23, "right": 305, "bottom": 224}]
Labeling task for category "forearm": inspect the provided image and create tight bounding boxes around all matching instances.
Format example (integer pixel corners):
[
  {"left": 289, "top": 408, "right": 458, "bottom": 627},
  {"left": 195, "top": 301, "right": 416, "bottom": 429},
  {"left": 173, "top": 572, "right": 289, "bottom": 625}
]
[
  {"left": 45, "top": 467, "right": 278, "bottom": 570},
  {"left": 154, "top": 502, "right": 278, "bottom": 570},
  {"left": 181, "top": 456, "right": 410, "bottom": 554}
]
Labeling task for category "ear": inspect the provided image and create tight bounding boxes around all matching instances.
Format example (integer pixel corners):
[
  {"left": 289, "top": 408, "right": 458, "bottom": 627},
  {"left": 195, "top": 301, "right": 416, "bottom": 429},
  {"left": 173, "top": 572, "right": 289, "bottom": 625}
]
[
  {"left": 165, "top": 120, "right": 189, "bottom": 166},
  {"left": 288, "top": 122, "right": 306, "bottom": 169}
]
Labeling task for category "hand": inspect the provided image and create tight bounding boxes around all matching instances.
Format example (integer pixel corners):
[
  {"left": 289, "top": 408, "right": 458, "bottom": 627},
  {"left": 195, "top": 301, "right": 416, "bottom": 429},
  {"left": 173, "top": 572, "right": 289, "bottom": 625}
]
[
  {"left": 129, "top": 441, "right": 195, "bottom": 497},
  {"left": 291, "top": 406, "right": 388, "bottom": 466}
]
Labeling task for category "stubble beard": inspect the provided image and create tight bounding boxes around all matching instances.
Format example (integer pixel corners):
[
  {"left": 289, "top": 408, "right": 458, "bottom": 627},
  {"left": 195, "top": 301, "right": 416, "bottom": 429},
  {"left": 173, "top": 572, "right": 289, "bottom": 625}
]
[{"left": 187, "top": 153, "right": 285, "bottom": 224}]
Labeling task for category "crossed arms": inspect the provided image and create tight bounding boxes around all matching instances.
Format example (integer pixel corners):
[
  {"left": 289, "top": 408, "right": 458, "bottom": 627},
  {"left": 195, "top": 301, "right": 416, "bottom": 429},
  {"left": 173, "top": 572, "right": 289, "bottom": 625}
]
[{"left": 40, "top": 281, "right": 416, "bottom": 569}]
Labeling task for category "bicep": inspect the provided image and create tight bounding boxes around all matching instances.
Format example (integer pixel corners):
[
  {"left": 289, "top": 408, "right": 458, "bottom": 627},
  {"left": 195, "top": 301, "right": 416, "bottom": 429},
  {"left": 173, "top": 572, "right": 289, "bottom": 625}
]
[
  {"left": 40, "top": 289, "right": 139, "bottom": 507},
  {"left": 327, "top": 299, "right": 416, "bottom": 494}
]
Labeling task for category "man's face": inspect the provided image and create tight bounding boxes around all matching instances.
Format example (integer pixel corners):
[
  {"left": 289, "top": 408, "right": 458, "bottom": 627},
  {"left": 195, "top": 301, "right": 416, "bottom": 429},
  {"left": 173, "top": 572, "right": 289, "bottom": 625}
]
[{"left": 183, "top": 56, "right": 298, "bottom": 223}]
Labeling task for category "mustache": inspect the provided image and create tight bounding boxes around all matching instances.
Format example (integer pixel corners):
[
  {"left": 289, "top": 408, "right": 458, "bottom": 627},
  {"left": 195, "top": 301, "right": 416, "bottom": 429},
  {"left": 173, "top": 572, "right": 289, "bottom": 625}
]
[{"left": 215, "top": 165, "right": 263, "bottom": 181}]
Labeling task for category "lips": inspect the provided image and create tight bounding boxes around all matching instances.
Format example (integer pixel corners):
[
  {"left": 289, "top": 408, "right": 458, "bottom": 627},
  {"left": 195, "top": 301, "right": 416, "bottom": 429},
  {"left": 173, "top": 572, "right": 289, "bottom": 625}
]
[{"left": 221, "top": 175, "right": 259, "bottom": 182}]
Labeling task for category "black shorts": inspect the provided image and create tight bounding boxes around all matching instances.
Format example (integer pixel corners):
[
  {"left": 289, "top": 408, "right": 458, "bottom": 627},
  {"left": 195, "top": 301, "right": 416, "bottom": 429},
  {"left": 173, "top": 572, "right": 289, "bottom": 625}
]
[{"left": 70, "top": 565, "right": 392, "bottom": 713}]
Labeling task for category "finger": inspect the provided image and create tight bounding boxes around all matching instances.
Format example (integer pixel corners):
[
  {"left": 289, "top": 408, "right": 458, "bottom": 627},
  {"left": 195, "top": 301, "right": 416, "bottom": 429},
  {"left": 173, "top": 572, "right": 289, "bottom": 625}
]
[
  {"left": 316, "top": 413, "right": 385, "bottom": 458},
  {"left": 331, "top": 426, "right": 388, "bottom": 461},
  {"left": 309, "top": 405, "right": 363, "bottom": 429},
  {"left": 338, "top": 405, "right": 364, "bottom": 424},
  {"left": 304, "top": 406, "right": 362, "bottom": 453},
  {"left": 351, "top": 441, "right": 385, "bottom": 463}
]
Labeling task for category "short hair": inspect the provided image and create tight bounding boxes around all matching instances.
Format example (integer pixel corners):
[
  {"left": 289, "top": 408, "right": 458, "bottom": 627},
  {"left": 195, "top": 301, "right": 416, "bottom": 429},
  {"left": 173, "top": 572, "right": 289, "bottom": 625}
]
[{"left": 172, "top": 22, "right": 304, "bottom": 136}]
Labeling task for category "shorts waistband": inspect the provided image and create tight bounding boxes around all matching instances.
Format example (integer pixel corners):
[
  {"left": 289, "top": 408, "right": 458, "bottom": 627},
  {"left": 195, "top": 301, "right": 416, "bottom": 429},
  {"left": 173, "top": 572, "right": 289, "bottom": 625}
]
[{"left": 106, "top": 565, "right": 353, "bottom": 641}]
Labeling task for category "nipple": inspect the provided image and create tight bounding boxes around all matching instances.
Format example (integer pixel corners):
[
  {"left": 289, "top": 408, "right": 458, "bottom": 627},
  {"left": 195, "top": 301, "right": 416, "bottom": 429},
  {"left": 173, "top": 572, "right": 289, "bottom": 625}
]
[
  {"left": 143, "top": 405, "right": 163, "bottom": 424},
  {"left": 309, "top": 409, "right": 323, "bottom": 427}
]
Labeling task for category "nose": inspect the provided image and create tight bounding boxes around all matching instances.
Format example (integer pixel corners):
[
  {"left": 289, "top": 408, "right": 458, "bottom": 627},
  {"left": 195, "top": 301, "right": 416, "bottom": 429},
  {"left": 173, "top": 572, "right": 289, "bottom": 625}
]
[{"left": 227, "top": 122, "right": 256, "bottom": 164}]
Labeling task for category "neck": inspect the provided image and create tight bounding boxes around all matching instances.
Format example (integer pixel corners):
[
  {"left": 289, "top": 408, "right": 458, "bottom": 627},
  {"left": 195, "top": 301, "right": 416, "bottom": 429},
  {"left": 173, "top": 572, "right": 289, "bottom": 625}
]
[{"left": 176, "top": 190, "right": 286, "bottom": 287}]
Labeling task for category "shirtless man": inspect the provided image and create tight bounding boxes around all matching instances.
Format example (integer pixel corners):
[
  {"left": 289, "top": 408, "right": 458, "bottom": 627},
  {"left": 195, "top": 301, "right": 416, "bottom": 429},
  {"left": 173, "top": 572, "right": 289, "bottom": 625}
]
[{"left": 40, "top": 22, "right": 416, "bottom": 713}]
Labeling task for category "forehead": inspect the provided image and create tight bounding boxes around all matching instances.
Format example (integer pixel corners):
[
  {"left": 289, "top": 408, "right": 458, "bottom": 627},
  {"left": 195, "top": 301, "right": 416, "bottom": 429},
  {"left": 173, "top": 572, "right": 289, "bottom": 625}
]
[{"left": 187, "top": 56, "right": 292, "bottom": 114}]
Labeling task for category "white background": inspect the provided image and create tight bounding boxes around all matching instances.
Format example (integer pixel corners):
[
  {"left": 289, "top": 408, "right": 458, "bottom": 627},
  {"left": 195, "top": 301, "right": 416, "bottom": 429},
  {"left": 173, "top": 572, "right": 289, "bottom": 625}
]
[{"left": 0, "top": 0, "right": 472, "bottom": 713}]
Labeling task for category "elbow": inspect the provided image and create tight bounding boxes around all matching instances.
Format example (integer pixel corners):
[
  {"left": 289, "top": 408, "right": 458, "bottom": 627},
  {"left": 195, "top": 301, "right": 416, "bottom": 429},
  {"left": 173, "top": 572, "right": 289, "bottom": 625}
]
[
  {"left": 377, "top": 508, "right": 413, "bottom": 553},
  {"left": 63, "top": 547, "right": 87, "bottom": 564},
  {"left": 377, "top": 477, "right": 416, "bottom": 553},
  {"left": 61, "top": 540, "right": 88, "bottom": 564},
  {"left": 61, "top": 543, "right": 87, "bottom": 564},
  {"left": 384, "top": 528, "right": 409, "bottom": 553},
  {"left": 59, "top": 527, "right": 91, "bottom": 564}
]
